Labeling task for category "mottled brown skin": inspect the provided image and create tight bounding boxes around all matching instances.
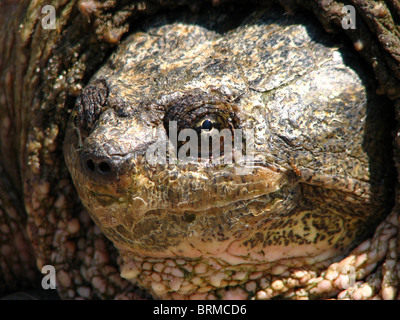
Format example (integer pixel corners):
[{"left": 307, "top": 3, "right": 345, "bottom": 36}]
[
  {"left": 64, "top": 6, "right": 395, "bottom": 299},
  {"left": 1, "top": 0, "right": 400, "bottom": 300}
]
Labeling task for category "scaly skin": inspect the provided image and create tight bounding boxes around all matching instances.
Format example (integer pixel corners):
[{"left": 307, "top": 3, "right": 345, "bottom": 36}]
[
  {"left": 64, "top": 7, "right": 395, "bottom": 299},
  {"left": 1, "top": 0, "right": 400, "bottom": 300}
]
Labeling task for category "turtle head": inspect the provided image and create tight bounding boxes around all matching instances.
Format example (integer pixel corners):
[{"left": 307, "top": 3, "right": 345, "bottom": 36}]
[{"left": 63, "top": 12, "right": 393, "bottom": 298}]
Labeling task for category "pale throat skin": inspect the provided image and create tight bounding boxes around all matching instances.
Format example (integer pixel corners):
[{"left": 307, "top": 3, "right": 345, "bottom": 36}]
[{"left": 63, "top": 8, "right": 393, "bottom": 299}]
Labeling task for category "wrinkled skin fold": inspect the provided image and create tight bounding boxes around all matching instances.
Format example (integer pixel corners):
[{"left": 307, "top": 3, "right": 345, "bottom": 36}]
[{"left": 0, "top": 0, "right": 400, "bottom": 300}]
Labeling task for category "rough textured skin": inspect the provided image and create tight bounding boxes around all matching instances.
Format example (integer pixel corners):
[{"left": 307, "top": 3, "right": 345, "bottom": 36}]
[
  {"left": 64, "top": 8, "right": 394, "bottom": 299},
  {"left": 1, "top": 0, "right": 400, "bottom": 300}
]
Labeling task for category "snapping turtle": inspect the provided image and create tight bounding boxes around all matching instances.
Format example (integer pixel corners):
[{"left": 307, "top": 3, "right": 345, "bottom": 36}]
[{"left": 1, "top": 0, "right": 400, "bottom": 300}]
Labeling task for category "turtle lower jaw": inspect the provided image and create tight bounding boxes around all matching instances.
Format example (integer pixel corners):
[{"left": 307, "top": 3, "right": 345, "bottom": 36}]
[{"left": 116, "top": 235, "right": 345, "bottom": 264}]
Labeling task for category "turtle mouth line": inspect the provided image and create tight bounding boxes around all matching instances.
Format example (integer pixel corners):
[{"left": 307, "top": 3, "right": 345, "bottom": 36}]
[
  {"left": 77, "top": 160, "right": 293, "bottom": 214},
  {"left": 83, "top": 181, "right": 297, "bottom": 221}
]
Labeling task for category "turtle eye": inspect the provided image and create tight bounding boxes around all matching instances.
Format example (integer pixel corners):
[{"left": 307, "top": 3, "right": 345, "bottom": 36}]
[
  {"left": 201, "top": 119, "right": 213, "bottom": 131},
  {"left": 195, "top": 115, "right": 221, "bottom": 133},
  {"left": 192, "top": 115, "right": 231, "bottom": 159}
]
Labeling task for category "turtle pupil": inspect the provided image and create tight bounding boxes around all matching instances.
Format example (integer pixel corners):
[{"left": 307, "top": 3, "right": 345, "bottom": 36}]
[{"left": 202, "top": 119, "right": 213, "bottom": 130}]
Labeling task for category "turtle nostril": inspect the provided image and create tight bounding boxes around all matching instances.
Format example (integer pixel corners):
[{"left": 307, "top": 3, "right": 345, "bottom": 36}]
[
  {"left": 86, "top": 159, "right": 96, "bottom": 172},
  {"left": 81, "top": 152, "right": 120, "bottom": 180},
  {"left": 98, "top": 161, "right": 111, "bottom": 174}
]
